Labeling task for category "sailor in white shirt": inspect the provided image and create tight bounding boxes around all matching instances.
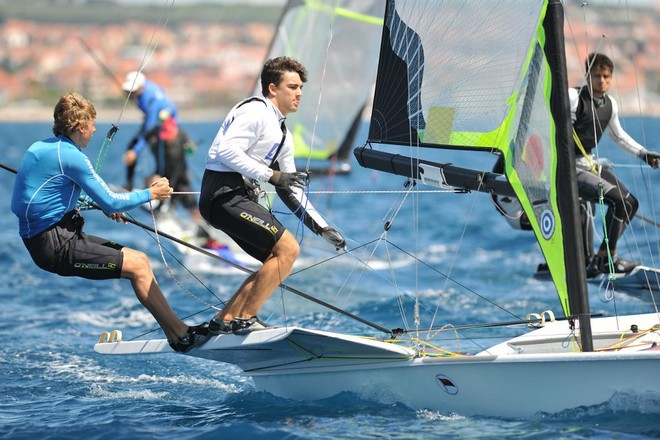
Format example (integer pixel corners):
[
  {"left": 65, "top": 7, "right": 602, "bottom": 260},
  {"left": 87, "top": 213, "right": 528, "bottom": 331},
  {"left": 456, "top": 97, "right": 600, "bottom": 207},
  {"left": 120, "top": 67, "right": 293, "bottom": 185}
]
[{"left": 199, "top": 56, "right": 346, "bottom": 334}]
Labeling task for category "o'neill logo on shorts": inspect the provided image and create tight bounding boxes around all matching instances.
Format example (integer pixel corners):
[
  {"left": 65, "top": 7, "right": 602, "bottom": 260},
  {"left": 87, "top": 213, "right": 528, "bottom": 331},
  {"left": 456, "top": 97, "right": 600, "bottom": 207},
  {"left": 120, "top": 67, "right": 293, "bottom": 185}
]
[
  {"left": 74, "top": 262, "right": 117, "bottom": 270},
  {"left": 240, "top": 212, "right": 279, "bottom": 235}
]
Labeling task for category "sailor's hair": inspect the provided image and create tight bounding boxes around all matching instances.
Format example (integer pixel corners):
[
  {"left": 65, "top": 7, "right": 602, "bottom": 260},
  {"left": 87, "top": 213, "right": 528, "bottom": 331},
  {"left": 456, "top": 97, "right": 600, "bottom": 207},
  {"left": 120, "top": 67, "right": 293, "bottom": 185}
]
[
  {"left": 52, "top": 92, "right": 96, "bottom": 137},
  {"left": 260, "top": 56, "right": 308, "bottom": 97}
]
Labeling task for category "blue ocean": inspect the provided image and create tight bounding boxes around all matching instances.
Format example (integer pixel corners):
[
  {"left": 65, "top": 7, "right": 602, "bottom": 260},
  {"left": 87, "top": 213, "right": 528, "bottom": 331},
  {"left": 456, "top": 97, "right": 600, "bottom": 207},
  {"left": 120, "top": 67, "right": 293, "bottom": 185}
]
[{"left": 1, "top": 118, "right": 659, "bottom": 439}]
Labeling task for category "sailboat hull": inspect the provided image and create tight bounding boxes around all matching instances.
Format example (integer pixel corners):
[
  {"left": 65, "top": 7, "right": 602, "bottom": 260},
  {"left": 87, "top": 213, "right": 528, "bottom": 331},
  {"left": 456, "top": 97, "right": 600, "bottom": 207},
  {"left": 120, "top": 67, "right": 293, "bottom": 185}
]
[
  {"left": 95, "top": 314, "right": 660, "bottom": 417},
  {"left": 245, "top": 314, "right": 660, "bottom": 417},
  {"left": 250, "top": 350, "right": 660, "bottom": 417},
  {"left": 215, "top": 314, "right": 660, "bottom": 417}
]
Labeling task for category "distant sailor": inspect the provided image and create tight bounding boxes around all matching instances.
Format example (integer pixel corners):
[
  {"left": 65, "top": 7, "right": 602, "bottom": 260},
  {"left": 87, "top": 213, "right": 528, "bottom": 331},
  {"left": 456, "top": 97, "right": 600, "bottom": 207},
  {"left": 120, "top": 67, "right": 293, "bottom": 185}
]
[
  {"left": 121, "top": 71, "right": 207, "bottom": 237},
  {"left": 11, "top": 92, "right": 208, "bottom": 352},
  {"left": 199, "top": 56, "right": 346, "bottom": 334},
  {"left": 572, "top": 53, "right": 659, "bottom": 277}
]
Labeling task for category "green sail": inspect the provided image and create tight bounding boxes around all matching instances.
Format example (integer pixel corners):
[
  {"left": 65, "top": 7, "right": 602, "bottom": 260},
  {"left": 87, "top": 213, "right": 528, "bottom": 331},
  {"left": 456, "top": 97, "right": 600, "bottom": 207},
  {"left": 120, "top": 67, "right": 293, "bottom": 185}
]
[{"left": 366, "top": 0, "right": 570, "bottom": 315}]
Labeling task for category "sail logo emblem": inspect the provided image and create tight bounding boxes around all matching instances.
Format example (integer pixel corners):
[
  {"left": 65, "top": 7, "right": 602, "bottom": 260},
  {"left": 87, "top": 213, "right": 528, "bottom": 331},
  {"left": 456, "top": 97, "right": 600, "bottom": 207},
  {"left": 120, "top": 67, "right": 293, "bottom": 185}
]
[
  {"left": 540, "top": 209, "right": 555, "bottom": 239},
  {"left": 523, "top": 134, "right": 545, "bottom": 180},
  {"left": 435, "top": 374, "right": 458, "bottom": 395}
]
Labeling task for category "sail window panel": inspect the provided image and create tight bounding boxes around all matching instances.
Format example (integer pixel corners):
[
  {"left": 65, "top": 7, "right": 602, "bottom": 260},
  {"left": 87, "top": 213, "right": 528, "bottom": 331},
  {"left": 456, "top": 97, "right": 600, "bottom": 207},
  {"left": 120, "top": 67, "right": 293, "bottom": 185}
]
[
  {"left": 508, "top": 43, "right": 556, "bottom": 239},
  {"left": 369, "top": 0, "right": 547, "bottom": 149}
]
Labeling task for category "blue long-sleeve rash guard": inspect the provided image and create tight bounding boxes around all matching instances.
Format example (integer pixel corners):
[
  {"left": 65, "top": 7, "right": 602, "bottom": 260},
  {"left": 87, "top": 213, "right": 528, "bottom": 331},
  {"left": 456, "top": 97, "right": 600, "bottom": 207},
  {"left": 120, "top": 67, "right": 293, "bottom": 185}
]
[
  {"left": 132, "top": 80, "right": 178, "bottom": 155},
  {"left": 11, "top": 136, "right": 152, "bottom": 238}
]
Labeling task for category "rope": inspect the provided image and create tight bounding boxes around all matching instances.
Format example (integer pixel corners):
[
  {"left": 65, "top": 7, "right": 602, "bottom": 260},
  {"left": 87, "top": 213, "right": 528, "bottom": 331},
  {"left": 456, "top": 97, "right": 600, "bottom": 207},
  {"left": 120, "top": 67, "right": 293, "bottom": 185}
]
[
  {"left": 145, "top": 202, "right": 224, "bottom": 312},
  {"left": 170, "top": 189, "right": 455, "bottom": 196},
  {"left": 296, "top": 0, "right": 342, "bottom": 174},
  {"left": 92, "top": 0, "right": 176, "bottom": 173}
]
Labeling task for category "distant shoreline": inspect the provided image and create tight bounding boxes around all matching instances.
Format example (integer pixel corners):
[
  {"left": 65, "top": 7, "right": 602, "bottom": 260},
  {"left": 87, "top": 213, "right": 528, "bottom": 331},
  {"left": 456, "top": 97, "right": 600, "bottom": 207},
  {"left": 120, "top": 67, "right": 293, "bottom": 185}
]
[{"left": 0, "top": 106, "right": 229, "bottom": 124}]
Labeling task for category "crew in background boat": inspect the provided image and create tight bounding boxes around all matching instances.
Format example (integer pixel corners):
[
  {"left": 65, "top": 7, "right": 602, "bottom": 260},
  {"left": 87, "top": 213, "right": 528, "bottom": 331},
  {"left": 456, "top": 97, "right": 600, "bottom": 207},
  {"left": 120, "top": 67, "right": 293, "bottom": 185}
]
[
  {"left": 492, "top": 52, "right": 659, "bottom": 278},
  {"left": 572, "top": 53, "right": 660, "bottom": 277},
  {"left": 199, "top": 56, "right": 346, "bottom": 334},
  {"left": 11, "top": 92, "right": 208, "bottom": 353},
  {"left": 121, "top": 71, "right": 207, "bottom": 237}
]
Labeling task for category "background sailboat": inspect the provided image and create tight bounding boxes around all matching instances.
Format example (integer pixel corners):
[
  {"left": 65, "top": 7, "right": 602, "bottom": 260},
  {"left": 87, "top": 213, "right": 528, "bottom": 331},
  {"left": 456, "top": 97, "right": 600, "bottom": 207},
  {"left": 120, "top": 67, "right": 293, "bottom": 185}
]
[
  {"left": 258, "top": 0, "right": 384, "bottom": 175},
  {"left": 95, "top": 0, "right": 660, "bottom": 417}
]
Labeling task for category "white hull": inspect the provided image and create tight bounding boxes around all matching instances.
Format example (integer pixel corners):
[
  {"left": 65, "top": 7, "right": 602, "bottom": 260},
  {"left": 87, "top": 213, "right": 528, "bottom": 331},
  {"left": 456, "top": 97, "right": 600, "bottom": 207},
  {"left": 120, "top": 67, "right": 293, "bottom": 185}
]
[
  {"left": 250, "top": 350, "right": 659, "bottom": 417},
  {"left": 95, "top": 313, "right": 660, "bottom": 417}
]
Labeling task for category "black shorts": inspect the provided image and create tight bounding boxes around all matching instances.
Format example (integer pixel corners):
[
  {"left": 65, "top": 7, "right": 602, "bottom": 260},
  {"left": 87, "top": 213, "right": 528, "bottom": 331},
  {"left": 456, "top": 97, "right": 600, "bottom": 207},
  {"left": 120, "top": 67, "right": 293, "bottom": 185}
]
[
  {"left": 199, "top": 170, "right": 285, "bottom": 262},
  {"left": 22, "top": 211, "right": 124, "bottom": 280}
]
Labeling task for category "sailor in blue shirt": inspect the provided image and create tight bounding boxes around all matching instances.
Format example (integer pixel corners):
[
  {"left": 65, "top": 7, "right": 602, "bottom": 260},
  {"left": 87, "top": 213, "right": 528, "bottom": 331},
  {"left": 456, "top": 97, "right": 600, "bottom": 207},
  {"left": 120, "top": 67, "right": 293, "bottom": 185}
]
[
  {"left": 11, "top": 92, "right": 208, "bottom": 352},
  {"left": 120, "top": 72, "right": 203, "bottom": 232}
]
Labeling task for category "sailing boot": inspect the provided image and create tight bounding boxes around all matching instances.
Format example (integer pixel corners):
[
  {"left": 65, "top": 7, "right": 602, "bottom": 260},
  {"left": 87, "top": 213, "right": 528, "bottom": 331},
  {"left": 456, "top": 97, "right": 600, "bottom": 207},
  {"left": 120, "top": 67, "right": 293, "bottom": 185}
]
[
  {"left": 169, "top": 323, "right": 210, "bottom": 353},
  {"left": 233, "top": 316, "right": 270, "bottom": 335},
  {"left": 586, "top": 255, "right": 604, "bottom": 278},
  {"left": 610, "top": 256, "right": 637, "bottom": 274},
  {"left": 208, "top": 317, "right": 235, "bottom": 335}
]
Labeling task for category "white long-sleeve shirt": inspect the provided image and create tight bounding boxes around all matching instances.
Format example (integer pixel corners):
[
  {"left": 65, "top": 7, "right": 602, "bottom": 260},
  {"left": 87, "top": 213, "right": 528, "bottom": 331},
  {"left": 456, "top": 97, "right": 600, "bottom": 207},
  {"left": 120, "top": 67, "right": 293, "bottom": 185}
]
[{"left": 205, "top": 96, "right": 329, "bottom": 232}]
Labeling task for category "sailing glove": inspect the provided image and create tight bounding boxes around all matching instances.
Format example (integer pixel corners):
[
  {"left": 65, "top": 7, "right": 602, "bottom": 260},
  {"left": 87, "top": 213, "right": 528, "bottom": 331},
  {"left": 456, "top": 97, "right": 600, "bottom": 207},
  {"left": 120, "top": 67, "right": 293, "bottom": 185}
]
[
  {"left": 269, "top": 170, "right": 308, "bottom": 190},
  {"left": 320, "top": 227, "right": 346, "bottom": 251},
  {"left": 642, "top": 151, "right": 660, "bottom": 169}
]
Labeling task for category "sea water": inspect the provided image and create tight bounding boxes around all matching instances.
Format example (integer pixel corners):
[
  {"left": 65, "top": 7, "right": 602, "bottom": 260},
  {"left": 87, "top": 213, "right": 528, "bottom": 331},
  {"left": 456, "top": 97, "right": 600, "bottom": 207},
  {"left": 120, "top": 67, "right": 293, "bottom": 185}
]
[{"left": 1, "top": 119, "right": 659, "bottom": 439}]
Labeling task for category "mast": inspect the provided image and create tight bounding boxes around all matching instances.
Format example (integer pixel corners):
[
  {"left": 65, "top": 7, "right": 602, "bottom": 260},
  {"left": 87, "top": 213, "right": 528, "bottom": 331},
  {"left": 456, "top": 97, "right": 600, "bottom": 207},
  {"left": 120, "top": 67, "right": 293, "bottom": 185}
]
[{"left": 544, "top": 0, "right": 593, "bottom": 351}]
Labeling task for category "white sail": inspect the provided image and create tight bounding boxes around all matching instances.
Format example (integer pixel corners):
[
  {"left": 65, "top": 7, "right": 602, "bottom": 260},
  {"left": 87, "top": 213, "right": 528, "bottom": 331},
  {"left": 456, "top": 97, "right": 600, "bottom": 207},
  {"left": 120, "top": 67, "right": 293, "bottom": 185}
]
[{"left": 258, "top": 0, "right": 384, "bottom": 170}]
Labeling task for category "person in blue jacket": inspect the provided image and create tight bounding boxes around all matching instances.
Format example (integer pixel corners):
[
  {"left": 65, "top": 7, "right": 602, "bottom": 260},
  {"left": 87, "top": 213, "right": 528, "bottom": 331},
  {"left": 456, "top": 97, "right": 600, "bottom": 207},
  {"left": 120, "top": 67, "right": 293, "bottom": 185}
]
[
  {"left": 11, "top": 92, "right": 208, "bottom": 353},
  {"left": 121, "top": 71, "right": 203, "bottom": 231}
]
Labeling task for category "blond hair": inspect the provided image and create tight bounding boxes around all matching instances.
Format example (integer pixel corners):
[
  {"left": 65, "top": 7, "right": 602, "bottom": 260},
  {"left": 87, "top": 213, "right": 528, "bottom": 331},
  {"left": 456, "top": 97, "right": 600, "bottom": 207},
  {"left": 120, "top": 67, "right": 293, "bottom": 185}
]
[{"left": 52, "top": 92, "right": 96, "bottom": 137}]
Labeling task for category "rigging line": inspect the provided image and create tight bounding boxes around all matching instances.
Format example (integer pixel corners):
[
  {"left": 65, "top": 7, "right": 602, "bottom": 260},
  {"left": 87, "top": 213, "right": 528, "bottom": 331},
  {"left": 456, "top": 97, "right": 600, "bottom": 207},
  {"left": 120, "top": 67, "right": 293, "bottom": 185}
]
[
  {"left": 141, "top": 203, "right": 225, "bottom": 312},
  {"left": 636, "top": 213, "right": 660, "bottom": 228},
  {"left": 117, "top": 0, "right": 176, "bottom": 125},
  {"left": 428, "top": 176, "right": 490, "bottom": 337},
  {"left": 91, "top": 0, "right": 177, "bottom": 174},
  {"left": 75, "top": 202, "right": 392, "bottom": 335},
  {"left": 289, "top": 238, "right": 381, "bottom": 276},
  {"left": 117, "top": 210, "right": 224, "bottom": 304},
  {"left": 78, "top": 36, "right": 124, "bottom": 91},
  {"left": 171, "top": 189, "right": 455, "bottom": 195},
  {"left": 397, "top": 312, "right": 605, "bottom": 335},
  {"left": 301, "top": 0, "right": 340, "bottom": 173},
  {"left": 383, "top": 238, "right": 526, "bottom": 322}
]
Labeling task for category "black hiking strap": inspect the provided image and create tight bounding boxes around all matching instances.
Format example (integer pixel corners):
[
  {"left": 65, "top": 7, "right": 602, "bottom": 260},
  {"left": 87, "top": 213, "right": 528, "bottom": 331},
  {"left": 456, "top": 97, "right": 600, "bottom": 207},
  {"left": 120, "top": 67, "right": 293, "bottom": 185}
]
[{"left": 269, "top": 119, "right": 287, "bottom": 167}]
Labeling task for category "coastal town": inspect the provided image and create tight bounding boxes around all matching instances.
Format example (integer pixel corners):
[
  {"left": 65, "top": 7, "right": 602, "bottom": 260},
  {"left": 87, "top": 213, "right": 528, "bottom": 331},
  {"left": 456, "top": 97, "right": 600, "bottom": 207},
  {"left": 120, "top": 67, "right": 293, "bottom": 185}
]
[{"left": 0, "top": 0, "right": 658, "bottom": 121}]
